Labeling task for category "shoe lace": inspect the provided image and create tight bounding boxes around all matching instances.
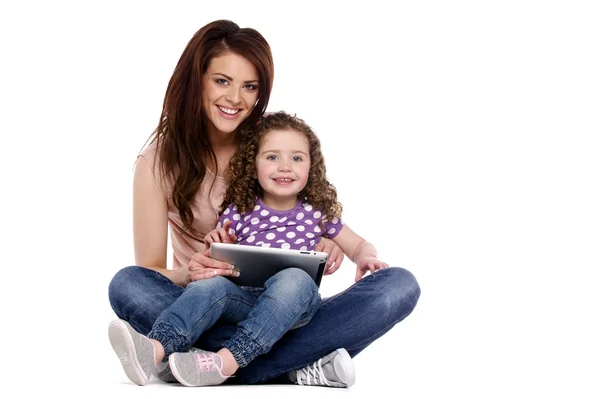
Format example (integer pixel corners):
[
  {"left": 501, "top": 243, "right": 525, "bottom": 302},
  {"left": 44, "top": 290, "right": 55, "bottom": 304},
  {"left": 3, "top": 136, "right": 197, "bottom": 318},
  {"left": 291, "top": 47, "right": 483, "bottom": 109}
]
[
  {"left": 194, "top": 352, "right": 219, "bottom": 372},
  {"left": 297, "top": 359, "right": 331, "bottom": 386}
]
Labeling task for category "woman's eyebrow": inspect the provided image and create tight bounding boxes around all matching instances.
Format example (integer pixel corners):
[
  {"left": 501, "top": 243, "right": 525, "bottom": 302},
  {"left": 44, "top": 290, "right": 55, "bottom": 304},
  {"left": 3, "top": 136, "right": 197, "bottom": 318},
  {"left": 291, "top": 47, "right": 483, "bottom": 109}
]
[{"left": 212, "top": 72, "right": 258, "bottom": 84}]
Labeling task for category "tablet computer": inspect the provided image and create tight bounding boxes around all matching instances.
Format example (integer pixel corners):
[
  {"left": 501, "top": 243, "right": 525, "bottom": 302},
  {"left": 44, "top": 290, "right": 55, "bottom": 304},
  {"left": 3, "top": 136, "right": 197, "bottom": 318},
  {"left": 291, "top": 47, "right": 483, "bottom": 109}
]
[{"left": 209, "top": 243, "right": 329, "bottom": 288}]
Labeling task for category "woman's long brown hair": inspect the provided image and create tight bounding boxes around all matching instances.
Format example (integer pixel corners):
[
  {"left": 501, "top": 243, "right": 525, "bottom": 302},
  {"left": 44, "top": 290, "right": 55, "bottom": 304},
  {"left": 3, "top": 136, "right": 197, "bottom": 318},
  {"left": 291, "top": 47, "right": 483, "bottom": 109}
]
[
  {"left": 221, "top": 112, "right": 343, "bottom": 228},
  {"left": 145, "top": 20, "right": 274, "bottom": 238}
]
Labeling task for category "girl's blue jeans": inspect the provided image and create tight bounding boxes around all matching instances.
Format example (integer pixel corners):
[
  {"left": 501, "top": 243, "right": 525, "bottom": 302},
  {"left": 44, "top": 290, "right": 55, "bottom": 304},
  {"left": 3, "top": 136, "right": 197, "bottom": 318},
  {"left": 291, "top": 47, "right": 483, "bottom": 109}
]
[{"left": 108, "top": 265, "right": 420, "bottom": 384}]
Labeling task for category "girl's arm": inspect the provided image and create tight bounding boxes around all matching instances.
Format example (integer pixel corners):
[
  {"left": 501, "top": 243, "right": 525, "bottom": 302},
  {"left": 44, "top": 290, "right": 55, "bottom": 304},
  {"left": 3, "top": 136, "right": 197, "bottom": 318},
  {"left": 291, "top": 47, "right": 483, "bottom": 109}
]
[
  {"left": 331, "top": 225, "right": 389, "bottom": 282},
  {"left": 204, "top": 220, "right": 237, "bottom": 251},
  {"left": 315, "top": 237, "right": 345, "bottom": 275}
]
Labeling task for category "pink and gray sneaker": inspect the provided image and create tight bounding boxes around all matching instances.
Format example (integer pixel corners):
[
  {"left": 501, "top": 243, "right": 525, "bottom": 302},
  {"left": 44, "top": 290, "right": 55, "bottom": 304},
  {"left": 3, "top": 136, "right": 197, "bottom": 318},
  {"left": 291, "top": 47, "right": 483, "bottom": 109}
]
[
  {"left": 169, "top": 350, "right": 230, "bottom": 387},
  {"left": 288, "top": 348, "right": 356, "bottom": 388},
  {"left": 156, "top": 347, "right": 208, "bottom": 383}
]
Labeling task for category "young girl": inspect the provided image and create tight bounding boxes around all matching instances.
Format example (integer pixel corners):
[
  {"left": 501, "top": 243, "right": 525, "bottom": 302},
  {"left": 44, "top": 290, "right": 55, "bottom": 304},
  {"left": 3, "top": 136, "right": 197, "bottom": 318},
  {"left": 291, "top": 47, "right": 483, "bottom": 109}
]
[{"left": 163, "top": 112, "right": 391, "bottom": 387}]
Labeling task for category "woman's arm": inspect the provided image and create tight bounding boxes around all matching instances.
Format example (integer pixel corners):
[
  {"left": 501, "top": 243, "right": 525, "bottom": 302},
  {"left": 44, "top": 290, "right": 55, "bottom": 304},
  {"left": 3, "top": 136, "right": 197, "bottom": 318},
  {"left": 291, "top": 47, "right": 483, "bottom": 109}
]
[
  {"left": 133, "top": 156, "right": 189, "bottom": 286},
  {"left": 332, "top": 225, "right": 389, "bottom": 282}
]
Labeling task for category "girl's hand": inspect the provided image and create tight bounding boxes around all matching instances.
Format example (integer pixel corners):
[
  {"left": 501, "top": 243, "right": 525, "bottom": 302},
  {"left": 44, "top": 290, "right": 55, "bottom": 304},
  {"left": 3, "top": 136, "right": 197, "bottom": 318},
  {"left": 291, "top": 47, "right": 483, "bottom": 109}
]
[
  {"left": 355, "top": 258, "right": 389, "bottom": 282},
  {"left": 315, "top": 237, "right": 345, "bottom": 275},
  {"left": 204, "top": 220, "right": 237, "bottom": 251},
  {"left": 188, "top": 249, "right": 239, "bottom": 282}
]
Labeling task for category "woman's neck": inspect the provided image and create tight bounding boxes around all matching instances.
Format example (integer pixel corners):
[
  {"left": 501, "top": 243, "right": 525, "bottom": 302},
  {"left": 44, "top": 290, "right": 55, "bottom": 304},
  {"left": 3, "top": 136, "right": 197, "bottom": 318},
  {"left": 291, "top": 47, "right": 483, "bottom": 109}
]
[
  {"left": 206, "top": 129, "right": 240, "bottom": 177},
  {"left": 206, "top": 120, "right": 240, "bottom": 147}
]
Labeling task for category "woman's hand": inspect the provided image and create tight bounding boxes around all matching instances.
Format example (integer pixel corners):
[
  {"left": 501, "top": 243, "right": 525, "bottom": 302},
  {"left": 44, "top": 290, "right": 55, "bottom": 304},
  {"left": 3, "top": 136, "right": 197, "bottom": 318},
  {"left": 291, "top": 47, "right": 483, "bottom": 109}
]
[
  {"left": 204, "top": 220, "right": 237, "bottom": 251},
  {"left": 315, "top": 237, "right": 345, "bottom": 275},
  {"left": 188, "top": 249, "right": 239, "bottom": 282},
  {"left": 355, "top": 258, "right": 389, "bottom": 282},
  {"left": 169, "top": 266, "right": 192, "bottom": 287}
]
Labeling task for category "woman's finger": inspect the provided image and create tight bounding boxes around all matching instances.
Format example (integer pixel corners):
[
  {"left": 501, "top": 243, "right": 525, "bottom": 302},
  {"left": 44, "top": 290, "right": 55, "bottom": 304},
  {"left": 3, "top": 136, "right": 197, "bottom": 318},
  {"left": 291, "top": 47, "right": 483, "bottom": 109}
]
[
  {"left": 191, "top": 250, "right": 233, "bottom": 270},
  {"left": 203, "top": 268, "right": 239, "bottom": 279}
]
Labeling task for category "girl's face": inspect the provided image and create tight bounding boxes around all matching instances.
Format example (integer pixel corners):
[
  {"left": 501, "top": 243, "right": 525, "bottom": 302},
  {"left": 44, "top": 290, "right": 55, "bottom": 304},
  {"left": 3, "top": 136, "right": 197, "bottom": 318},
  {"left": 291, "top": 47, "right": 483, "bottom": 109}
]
[
  {"left": 256, "top": 129, "right": 311, "bottom": 210},
  {"left": 201, "top": 52, "right": 259, "bottom": 138}
]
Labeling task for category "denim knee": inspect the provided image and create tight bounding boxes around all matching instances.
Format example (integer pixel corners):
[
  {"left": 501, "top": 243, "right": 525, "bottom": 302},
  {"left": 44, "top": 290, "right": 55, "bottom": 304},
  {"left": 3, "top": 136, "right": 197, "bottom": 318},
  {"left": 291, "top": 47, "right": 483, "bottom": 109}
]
[
  {"left": 108, "top": 265, "right": 184, "bottom": 335},
  {"left": 265, "top": 268, "right": 320, "bottom": 328},
  {"left": 371, "top": 267, "right": 421, "bottom": 323},
  {"left": 266, "top": 268, "right": 319, "bottom": 306},
  {"left": 108, "top": 266, "right": 146, "bottom": 317}
]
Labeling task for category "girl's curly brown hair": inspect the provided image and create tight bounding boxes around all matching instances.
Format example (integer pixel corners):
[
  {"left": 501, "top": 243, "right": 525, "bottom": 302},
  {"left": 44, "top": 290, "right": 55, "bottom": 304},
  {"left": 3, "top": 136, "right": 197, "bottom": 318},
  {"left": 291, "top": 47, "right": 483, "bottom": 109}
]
[{"left": 221, "top": 111, "right": 342, "bottom": 227}]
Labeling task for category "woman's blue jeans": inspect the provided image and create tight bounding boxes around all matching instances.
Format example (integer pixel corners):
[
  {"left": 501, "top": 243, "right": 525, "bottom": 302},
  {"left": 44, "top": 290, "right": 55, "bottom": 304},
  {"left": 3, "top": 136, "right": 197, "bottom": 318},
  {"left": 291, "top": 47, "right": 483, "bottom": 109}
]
[{"left": 108, "top": 265, "right": 420, "bottom": 384}]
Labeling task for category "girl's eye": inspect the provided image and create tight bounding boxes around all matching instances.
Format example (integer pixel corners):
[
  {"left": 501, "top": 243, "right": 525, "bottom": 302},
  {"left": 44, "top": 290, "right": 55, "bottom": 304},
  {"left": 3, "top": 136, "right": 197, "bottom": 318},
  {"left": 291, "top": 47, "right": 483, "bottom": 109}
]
[
  {"left": 267, "top": 155, "right": 278, "bottom": 160},
  {"left": 293, "top": 156, "right": 303, "bottom": 162}
]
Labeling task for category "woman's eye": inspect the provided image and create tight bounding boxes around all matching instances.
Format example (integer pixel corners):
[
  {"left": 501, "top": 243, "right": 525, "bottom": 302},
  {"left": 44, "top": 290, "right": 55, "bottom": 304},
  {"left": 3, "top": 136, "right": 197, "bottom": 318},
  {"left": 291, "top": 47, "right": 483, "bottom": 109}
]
[
  {"left": 245, "top": 84, "right": 257, "bottom": 90},
  {"left": 216, "top": 79, "right": 228, "bottom": 85}
]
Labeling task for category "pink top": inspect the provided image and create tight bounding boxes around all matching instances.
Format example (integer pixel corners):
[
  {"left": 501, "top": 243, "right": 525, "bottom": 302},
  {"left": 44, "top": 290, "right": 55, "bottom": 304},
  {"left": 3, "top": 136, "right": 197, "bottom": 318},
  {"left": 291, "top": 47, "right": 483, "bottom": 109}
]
[{"left": 138, "top": 142, "right": 228, "bottom": 269}]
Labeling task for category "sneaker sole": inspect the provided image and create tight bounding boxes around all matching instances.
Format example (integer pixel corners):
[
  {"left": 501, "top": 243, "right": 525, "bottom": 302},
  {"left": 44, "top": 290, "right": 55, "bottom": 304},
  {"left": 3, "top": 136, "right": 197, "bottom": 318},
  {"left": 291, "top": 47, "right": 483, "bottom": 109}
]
[
  {"left": 333, "top": 348, "right": 356, "bottom": 387},
  {"left": 108, "top": 320, "right": 149, "bottom": 386}
]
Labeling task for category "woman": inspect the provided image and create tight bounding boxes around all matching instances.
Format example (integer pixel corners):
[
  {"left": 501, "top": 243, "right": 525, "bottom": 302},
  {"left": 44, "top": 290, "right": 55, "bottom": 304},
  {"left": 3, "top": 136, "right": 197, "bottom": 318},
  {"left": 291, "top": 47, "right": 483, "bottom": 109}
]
[{"left": 108, "top": 19, "right": 420, "bottom": 387}]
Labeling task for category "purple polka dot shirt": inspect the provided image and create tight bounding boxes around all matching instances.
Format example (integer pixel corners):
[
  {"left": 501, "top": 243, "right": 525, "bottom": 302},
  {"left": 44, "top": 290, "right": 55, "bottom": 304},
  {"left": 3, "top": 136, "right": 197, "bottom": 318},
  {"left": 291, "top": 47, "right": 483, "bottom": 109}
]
[{"left": 217, "top": 198, "right": 344, "bottom": 250}]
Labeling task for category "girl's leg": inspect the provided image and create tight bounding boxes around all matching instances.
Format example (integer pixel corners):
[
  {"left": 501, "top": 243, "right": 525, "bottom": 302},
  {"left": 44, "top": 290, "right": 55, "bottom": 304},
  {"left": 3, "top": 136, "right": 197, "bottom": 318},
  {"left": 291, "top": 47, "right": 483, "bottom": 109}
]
[
  {"left": 108, "top": 266, "right": 257, "bottom": 385},
  {"left": 108, "top": 266, "right": 258, "bottom": 351},
  {"left": 224, "top": 267, "right": 320, "bottom": 368},
  {"left": 147, "top": 275, "right": 258, "bottom": 356},
  {"left": 168, "top": 268, "right": 320, "bottom": 386},
  {"left": 197, "top": 267, "right": 421, "bottom": 384}
]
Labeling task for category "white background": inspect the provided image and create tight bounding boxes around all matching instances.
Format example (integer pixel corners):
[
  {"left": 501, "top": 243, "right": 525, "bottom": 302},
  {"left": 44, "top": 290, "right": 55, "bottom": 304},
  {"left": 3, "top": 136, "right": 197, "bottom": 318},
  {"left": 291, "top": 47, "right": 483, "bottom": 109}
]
[{"left": 1, "top": 1, "right": 598, "bottom": 398}]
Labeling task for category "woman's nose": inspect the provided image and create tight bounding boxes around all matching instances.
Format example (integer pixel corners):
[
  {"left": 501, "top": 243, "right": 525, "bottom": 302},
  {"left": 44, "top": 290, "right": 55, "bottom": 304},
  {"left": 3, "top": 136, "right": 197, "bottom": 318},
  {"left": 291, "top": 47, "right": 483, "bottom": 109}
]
[{"left": 225, "top": 88, "right": 242, "bottom": 105}]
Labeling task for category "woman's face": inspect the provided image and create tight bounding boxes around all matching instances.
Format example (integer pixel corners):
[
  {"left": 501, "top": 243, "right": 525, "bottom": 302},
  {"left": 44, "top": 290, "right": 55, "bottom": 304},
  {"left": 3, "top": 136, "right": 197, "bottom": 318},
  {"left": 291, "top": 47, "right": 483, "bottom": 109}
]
[{"left": 201, "top": 52, "right": 259, "bottom": 137}]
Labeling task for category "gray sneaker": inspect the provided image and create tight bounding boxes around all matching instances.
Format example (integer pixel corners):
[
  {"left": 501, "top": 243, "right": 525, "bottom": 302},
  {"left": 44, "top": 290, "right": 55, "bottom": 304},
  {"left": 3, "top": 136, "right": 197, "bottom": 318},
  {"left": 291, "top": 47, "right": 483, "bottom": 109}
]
[
  {"left": 288, "top": 348, "right": 355, "bottom": 388},
  {"left": 108, "top": 319, "right": 156, "bottom": 386},
  {"left": 169, "top": 350, "right": 229, "bottom": 387}
]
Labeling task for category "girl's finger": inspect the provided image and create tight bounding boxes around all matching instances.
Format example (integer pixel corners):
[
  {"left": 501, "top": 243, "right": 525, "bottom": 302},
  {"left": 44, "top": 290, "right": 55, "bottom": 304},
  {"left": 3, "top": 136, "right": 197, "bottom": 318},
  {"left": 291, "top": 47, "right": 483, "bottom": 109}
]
[{"left": 217, "top": 228, "right": 231, "bottom": 242}]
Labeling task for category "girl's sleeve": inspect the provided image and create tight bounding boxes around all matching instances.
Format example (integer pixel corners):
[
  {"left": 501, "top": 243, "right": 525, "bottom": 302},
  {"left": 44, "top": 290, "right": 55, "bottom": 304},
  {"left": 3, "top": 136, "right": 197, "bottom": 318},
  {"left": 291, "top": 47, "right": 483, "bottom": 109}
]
[
  {"left": 324, "top": 216, "right": 345, "bottom": 239},
  {"left": 216, "top": 203, "right": 238, "bottom": 228}
]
